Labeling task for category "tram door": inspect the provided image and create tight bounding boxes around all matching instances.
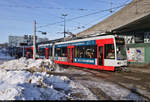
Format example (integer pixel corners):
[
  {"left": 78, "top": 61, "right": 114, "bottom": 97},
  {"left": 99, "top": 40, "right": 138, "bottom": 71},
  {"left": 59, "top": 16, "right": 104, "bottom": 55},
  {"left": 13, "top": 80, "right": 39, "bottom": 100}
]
[
  {"left": 97, "top": 45, "right": 104, "bottom": 67},
  {"left": 25, "top": 47, "right": 33, "bottom": 58},
  {"left": 67, "top": 46, "right": 74, "bottom": 63},
  {"left": 45, "top": 48, "right": 49, "bottom": 59}
]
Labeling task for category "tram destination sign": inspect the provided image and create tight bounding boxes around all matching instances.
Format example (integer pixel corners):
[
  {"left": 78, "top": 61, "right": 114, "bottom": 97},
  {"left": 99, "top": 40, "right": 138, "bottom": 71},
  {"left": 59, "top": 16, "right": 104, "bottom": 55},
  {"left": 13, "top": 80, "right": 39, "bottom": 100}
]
[{"left": 55, "top": 40, "right": 96, "bottom": 48}]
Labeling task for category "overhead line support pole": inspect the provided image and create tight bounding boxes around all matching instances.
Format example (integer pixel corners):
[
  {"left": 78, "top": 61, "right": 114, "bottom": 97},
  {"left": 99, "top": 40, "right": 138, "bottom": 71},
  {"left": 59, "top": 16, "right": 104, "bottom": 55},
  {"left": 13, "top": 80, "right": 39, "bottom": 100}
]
[
  {"left": 33, "top": 20, "right": 36, "bottom": 60},
  {"left": 64, "top": 15, "right": 66, "bottom": 38}
]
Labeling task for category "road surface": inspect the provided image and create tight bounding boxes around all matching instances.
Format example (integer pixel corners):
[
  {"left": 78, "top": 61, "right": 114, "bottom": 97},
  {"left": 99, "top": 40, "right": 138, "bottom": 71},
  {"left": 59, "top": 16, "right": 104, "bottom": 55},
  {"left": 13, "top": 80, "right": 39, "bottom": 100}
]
[{"left": 54, "top": 65, "right": 150, "bottom": 100}]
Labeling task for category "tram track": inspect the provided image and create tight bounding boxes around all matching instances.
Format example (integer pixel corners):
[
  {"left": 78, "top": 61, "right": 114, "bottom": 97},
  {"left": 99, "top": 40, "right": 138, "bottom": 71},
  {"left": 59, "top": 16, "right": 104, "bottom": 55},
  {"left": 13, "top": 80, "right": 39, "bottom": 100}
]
[
  {"left": 63, "top": 65, "right": 150, "bottom": 100},
  {"left": 26, "top": 64, "right": 150, "bottom": 100}
]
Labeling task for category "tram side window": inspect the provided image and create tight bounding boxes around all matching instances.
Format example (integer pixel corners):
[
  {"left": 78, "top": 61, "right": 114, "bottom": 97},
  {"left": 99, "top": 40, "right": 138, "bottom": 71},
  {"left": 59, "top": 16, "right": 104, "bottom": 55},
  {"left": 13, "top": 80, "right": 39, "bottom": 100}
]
[
  {"left": 105, "top": 44, "right": 115, "bottom": 59},
  {"left": 79, "top": 47, "right": 85, "bottom": 58},
  {"left": 38, "top": 48, "right": 45, "bottom": 56},
  {"left": 75, "top": 45, "right": 97, "bottom": 58},
  {"left": 26, "top": 48, "right": 33, "bottom": 58},
  {"left": 85, "top": 46, "right": 97, "bottom": 58},
  {"left": 75, "top": 46, "right": 79, "bottom": 57},
  {"left": 55, "top": 47, "right": 67, "bottom": 57},
  {"left": 61, "top": 47, "right": 67, "bottom": 57},
  {"left": 92, "top": 46, "right": 97, "bottom": 58},
  {"left": 55, "top": 48, "right": 61, "bottom": 57}
]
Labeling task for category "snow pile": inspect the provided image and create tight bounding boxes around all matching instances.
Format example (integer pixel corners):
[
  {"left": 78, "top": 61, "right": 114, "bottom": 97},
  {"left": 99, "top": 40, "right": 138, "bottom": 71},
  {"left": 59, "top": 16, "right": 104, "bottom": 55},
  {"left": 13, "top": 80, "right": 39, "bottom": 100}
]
[
  {"left": 0, "top": 57, "right": 29, "bottom": 70},
  {"left": 0, "top": 58, "right": 71, "bottom": 100},
  {"left": 0, "top": 58, "right": 97, "bottom": 100},
  {"left": 27, "top": 59, "right": 52, "bottom": 68},
  {"left": 0, "top": 69, "right": 72, "bottom": 100},
  {"left": 0, "top": 57, "right": 54, "bottom": 71}
]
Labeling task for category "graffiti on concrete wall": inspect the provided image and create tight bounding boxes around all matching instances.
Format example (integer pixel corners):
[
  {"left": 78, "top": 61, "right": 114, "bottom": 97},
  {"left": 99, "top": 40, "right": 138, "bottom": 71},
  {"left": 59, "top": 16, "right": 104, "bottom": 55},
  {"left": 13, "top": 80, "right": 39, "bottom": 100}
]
[
  {"left": 127, "top": 47, "right": 144, "bottom": 63},
  {"left": 127, "top": 48, "right": 135, "bottom": 62}
]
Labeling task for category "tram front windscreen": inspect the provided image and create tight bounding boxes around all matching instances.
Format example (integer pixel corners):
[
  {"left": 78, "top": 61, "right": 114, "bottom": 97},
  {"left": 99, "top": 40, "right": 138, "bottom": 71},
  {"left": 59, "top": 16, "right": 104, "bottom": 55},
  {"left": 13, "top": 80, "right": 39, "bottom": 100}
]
[{"left": 115, "top": 37, "right": 127, "bottom": 60}]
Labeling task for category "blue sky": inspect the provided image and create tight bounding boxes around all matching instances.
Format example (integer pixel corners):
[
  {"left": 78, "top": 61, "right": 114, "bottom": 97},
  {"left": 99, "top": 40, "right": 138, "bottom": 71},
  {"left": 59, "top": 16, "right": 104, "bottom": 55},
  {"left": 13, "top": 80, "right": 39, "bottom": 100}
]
[{"left": 0, "top": 0, "right": 132, "bottom": 43}]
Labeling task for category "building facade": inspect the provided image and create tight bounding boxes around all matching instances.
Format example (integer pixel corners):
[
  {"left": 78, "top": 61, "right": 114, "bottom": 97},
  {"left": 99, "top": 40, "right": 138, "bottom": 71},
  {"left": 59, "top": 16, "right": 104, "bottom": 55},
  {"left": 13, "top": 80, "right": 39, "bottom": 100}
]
[{"left": 8, "top": 35, "right": 48, "bottom": 47}]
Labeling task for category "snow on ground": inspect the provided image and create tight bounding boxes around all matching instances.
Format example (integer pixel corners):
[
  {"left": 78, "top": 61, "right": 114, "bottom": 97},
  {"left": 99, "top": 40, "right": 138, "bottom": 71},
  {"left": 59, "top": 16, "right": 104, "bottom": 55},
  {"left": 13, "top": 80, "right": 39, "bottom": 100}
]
[
  {"left": 0, "top": 58, "right": 97, "bottom": 100},
  {"left": 81, "top": 80, "right": 144, "bottom": 100},
  {"left": 0, "top": 58, "right": 53, "bottom": 71},
  {"left": 0, "top": 69, "right": 70, "bottom": 100},
  {"left": 0, "top": 53, "right": 145, "bottom": 100}
]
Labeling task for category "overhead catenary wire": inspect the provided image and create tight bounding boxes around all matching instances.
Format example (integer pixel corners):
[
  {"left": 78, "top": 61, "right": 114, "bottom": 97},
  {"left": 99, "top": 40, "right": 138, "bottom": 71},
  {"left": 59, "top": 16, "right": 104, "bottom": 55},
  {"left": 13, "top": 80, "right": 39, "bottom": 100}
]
[
  {"left": 59, "top": 0, "right": 133, "bottom": 34},
  {"left": 0, "top": 0, "right": 134, "bottom": 30},
  {"left": 0, "top": 0, "right": 132, "bottom": 29},
  {"left": 56, "top": 4, "right": 125, "bottom": 35},
  {"left": 0, "top": 4, "right": 99, "bottom": 12},
  {"left": 37, "top": 1, "right": 130, "bottom": 29},
  {"left": 0, "top": 2, "right": 118, "bottom": 24},
  {"left": 69, "top": 12, "right": 112, "bottom": 32},
  {"left": 92, "top": 0, "right": 112, "bottom": 4},
  {"left": 63, "top": 0, "right": 130, "bottom": 32}
]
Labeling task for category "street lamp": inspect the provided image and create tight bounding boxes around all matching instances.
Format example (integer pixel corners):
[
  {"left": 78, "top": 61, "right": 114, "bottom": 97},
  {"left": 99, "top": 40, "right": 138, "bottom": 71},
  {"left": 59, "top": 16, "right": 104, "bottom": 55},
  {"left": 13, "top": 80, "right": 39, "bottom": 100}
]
[{"left": 62, "top": 14, "right": 67, "bottom": 38}]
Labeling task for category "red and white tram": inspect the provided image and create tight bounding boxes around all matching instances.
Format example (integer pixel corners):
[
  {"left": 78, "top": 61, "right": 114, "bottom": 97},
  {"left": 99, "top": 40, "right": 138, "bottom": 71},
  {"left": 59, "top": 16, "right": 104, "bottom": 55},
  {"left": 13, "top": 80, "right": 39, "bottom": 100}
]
[{"left": 53, "top": 35, "right": 127, "bottom": 71}]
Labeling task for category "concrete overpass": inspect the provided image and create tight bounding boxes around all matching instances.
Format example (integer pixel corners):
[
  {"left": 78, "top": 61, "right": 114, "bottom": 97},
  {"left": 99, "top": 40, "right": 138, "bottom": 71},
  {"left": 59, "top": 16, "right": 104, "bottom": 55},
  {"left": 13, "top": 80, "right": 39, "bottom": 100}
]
[{"left": 76, "top": 0, "right": 150, "bottom": 37}]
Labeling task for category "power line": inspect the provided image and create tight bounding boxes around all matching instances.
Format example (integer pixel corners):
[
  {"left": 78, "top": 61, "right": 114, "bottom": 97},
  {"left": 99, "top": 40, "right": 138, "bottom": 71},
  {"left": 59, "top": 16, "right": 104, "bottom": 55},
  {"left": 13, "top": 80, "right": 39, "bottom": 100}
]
[
  {"left": 0, "top": 4, "right": 99, "bottom": 12},
  {"left": 39, "top": 0, "right": 132, "bottom": 34},
  {"left": 69, "top": 1, "right": 127, "bottom": 31},
  {"left": 40, "top": 13, "right": 111, "bottom": 36},
  {"left": 0, "top": 0, "right": 133, "bottom": 30},
  {"left": 71, "top": 0, "right": 144, "bottom": 32},
  {"left": 0, "top": 0, "right": 132, "bottom": 13},
  {"left": 69, "top": 12, "right": 112, "bottom": 32},
  {"left": 93, "top": 0, "right": 110, "bottom": 4},
  {"left": 38, "top": 2, "right": 130, "bottom": 29},
  {"left": 93, "top": 0, "right": 131, "bottom": 6}
]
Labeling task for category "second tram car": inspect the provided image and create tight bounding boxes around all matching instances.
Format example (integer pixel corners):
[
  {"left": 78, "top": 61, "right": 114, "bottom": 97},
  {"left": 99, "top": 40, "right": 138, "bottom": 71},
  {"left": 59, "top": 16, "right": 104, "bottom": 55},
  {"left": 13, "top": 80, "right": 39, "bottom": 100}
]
[
  {"left": 25, "top": 46, "right": 33, "bottom": 58},
  {"left": 53, "top": 35, "right": 127, "bottom": 71},
  {"left": 38, "top": 44, "right": 52, "bottom": 59}
]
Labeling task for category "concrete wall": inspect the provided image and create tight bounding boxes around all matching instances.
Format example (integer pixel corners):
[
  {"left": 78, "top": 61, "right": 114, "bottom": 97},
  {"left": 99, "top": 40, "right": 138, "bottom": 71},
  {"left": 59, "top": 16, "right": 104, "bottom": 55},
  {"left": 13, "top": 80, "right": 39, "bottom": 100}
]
[
  {"left": 127, "top": 43, "right": 150, "bottom": 64},
  {"left": 77, "top": 0, "right": 150, "bottom": 37}
]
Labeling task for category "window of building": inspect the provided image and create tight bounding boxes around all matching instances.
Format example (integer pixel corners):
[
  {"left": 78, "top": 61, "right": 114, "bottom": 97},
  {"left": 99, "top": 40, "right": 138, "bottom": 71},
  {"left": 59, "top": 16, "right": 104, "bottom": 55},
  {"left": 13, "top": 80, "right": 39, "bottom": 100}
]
[{"left": 104, "top": 44, "right": 115, "bottom": 59}]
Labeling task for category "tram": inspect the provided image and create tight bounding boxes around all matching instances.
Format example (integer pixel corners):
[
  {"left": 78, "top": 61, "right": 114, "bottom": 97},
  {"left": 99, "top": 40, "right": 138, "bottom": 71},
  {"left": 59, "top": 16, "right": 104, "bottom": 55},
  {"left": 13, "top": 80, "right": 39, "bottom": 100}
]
[
  {"left": 54, "top": 35, "right": 127, "bottom": 71},
  {"left": 38, "top": 44, "right": 52, "bottom": 59},
  {"left": 24, "top": 46, "right": 33, "bottom": 58}
]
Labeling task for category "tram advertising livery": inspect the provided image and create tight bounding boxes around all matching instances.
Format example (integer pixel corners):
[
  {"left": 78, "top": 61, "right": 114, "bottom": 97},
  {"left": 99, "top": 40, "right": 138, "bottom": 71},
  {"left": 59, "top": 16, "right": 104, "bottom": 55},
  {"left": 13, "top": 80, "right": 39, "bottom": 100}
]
[
  {"left": 34, "top": 35, "right": 128, "bottom": 71},
  {"left": 53, "top": 35, "right": 128, "bottom": 71}
]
